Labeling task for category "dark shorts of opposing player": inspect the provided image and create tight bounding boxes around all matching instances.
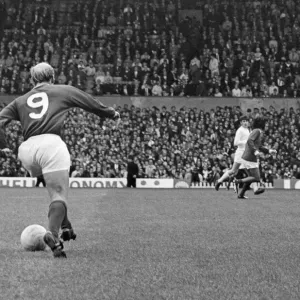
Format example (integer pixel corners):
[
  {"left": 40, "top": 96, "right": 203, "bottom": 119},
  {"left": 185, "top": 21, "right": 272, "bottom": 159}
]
[{"left": 18, "top": 134, "right": 70, "bottom": 177}]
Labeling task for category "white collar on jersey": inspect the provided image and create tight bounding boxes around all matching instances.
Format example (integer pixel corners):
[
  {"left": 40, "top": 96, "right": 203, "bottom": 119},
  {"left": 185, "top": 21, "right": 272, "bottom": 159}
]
[{"left": 34, "top": 82, "right": 51, "bottom": 89}]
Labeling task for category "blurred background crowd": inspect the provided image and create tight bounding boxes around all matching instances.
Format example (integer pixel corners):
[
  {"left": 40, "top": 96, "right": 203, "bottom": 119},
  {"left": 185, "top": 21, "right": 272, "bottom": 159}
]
[
  {"left": 0, "top": 0, "right": 300, "bottom": 184},
  {"left": 1, "top": 103, "right": 300, "bottom": 184}
]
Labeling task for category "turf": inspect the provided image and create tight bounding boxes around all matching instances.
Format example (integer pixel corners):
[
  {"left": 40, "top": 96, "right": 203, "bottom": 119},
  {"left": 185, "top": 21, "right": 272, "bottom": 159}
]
[{"left": 0, "top": 188, "right": 300, "bottom": 300}]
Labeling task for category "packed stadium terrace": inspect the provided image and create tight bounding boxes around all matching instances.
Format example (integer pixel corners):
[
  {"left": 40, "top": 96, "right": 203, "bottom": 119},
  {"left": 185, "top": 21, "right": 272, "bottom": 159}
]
[
  {"left": 0, "top": 0, "right": 300, "bottom": 182},
  {"left": 1, "top": 0, "right": 300, "bottom": 96}
]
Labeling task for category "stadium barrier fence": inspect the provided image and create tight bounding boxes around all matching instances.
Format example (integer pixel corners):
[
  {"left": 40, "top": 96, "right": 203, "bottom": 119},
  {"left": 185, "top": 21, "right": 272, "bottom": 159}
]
[{"left": 0, "top": 177, "right": 279, "bottom": 189}]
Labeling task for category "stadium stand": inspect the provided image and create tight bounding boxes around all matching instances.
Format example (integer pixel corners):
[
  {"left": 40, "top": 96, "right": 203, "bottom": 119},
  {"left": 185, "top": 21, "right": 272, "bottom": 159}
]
[
  {"left": 0, "top": 0, "right": 300, "bottom": 183},
  {"left": 1, "top": 0, "right": 300, "bottom": 97}
]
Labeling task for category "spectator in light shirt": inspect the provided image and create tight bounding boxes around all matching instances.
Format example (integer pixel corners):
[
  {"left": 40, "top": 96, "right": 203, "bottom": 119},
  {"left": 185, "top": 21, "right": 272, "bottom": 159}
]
[
  {"left": 269, "top": 81, "right": 278, "bottom": 96},
  {"left": 84, "top": 61, "right": 96, "bottom": 77},
  {"left": 209, "top": 54, "right": 219, "bottom": 77},
  {"left": 152, "top": 81, "right": 163, "bottom": 96},
  {"left": 232, "top": 83, "right": 241, "bottom": 97}
]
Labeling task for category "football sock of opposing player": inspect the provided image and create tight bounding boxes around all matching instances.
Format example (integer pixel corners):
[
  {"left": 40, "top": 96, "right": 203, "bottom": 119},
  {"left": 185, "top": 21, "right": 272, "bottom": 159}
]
[
  {"left": 48, "top": 200, "right": 66, "bottom": 238},
  {"left": 239, "top": 182, "right": 251, "bottom": 197}
]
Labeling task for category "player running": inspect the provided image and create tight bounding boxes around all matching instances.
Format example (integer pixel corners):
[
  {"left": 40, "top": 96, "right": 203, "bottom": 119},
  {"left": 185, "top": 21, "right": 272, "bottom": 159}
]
[
  {"left": 235, "top": 116, "right": 276, "bottom": 199},
  {"left": 0, "top": 62, "right": 120, "bottom": 258},
  {"left": 215, "top": 116, "right": 250, "bottom": 192}
]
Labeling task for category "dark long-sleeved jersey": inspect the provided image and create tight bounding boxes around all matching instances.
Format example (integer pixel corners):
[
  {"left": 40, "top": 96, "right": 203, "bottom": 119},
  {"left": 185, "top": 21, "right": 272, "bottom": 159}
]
[
  {"left": 242, "top": 128, "right": 269, "bottom": 162},
  {"left": 127, "top": 162, "right": 139, "bottom": 177},
  {"left": 0, "top": 83, "right": 116, "bottom": 149}
]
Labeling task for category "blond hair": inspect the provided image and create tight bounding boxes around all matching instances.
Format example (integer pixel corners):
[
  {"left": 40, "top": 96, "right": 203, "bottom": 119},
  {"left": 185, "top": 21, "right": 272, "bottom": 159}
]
[{"left": 30, "top": 62, "right": 55, "bottom": 84}]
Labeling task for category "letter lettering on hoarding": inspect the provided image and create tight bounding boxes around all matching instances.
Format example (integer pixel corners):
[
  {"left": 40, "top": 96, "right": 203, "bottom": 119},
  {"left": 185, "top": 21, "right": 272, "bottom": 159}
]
[
  {"left": 94, "top": 181, "right": 104, "bottom": 188},
  {"left": 105, "top": 181, "right": 117, "bottom": 188},
  {"left": 119, "top": 181, "right": 126, "bottom": 188},
  {"left": 294, "top": 180, "right": 300, "bottom": 189},
  {"left": 70, "top": 181, "right": 80, "bottom": 188},
  {"left": 13, "top": 180, "right": 21, "bottom": 187},
  {"left": 0, "top": 180, "right": 9, "bottom": 187},
  {"left": 83, "top": 181, "right": 92, "bottom": 188}
]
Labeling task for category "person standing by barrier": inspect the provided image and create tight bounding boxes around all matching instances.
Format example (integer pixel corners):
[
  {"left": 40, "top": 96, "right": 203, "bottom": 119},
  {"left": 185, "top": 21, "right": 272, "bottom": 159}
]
[
  {"left": 127, "top": 156, "right": 139, "bottom": 188},
  {"left": 36, "top": 174, "right": 46, "bottom": 187}
]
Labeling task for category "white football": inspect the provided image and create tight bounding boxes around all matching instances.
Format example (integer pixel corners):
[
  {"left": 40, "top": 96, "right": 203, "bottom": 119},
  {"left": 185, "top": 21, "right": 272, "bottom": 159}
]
[{"left": 20, "top": 224, "right": 47, "bottom": 251}]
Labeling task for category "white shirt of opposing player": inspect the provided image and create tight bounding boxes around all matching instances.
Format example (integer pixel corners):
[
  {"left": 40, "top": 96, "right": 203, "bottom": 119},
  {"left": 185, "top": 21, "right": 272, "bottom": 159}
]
[{"left": 234, "top": 126, "right": 250, "bottom": 150}]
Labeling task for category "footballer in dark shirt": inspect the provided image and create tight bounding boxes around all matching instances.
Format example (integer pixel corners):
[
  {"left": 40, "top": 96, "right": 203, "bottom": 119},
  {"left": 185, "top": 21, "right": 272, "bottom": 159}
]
[
  {"left": 235, "top": 116, "right": 276, "bottom": 198},
  {"left": 0, "top": 62, "right": 120, "bottom": 258}
]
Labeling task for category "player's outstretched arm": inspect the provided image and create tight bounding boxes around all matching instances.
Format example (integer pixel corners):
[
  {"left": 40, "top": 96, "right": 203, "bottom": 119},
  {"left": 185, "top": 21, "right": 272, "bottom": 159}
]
[
  {"left": 0, "top": 101, "right": 19, "bottom": 150},
  {"left": 258, "top": 146, "right": 272, "bottom": 154},
  {"left": 67, "top": 86, "right": 119, "bottom": 120}
]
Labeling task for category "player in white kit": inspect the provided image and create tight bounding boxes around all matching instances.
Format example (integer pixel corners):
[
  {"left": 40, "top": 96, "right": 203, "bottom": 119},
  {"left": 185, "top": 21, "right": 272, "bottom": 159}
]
[{"left": 215, "top": 116, "right": 250, "bottom": 191}]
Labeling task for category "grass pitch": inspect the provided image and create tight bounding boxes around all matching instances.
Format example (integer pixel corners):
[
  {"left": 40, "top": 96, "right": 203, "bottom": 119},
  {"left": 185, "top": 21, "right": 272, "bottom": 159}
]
[{"left": 0, "top": 188, "right": 300, "bottom": 300}]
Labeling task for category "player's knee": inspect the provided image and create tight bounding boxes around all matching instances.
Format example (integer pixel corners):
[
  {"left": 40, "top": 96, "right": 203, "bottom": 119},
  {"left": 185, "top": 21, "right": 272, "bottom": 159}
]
[
  {"left": 252, "top": 173, "right": 260, "bottom": 182},
  {"left": 46, "top": 181, "right": 67, "bottom": 200},
  {"left": 54, "top": 184, "right": 64, "bottom": 193},
  {"left": 254, "top": 176, "right": 260, "bottom": 182},
  {"left": 231, "top": 170, "right": 238, "bottom": 176}
]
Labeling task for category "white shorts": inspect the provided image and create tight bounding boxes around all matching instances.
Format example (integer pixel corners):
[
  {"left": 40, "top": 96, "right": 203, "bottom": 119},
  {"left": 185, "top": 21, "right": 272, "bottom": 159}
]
[
  {"left": 18, "top": 134, "right": 70, "bottom": 177},
  {"left": 240, "top": 159, "right": 259, "bottom": 169},
  {"left": 234, "top": 149, "right": 246, "bottom": 169},
  {"left": 234, "top": 149, "right": 244, "bottom": 164}
]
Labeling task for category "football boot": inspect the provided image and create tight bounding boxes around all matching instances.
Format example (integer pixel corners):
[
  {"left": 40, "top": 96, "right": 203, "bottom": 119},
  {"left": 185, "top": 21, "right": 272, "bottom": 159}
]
[{"left": 44, "top": 231, "right": 66, "bottom": 258}]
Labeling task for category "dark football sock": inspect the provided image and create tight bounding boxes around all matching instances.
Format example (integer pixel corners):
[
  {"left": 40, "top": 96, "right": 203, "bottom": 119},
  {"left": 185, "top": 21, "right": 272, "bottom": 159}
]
[
  {"left": 236, "top": 170, "right": 245, "bottom": 188},
  {"left": 239, "top": 182, "right": 251, "bottom": 197},
  {"left": 61, "top": 203, "right": 72, "bottom": 230},
  {"left": 236, "top": 169, "right": 244, "bottom": 180},
  {"left": 226, "top": 176, "right": 233, "bottom": 188},
  {"left": 48, "top": 200, "right": 66, "bottom": 238}
]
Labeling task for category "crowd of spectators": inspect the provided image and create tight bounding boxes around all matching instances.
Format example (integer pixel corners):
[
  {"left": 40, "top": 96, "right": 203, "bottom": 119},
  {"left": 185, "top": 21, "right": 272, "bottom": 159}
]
[
  {"left": 1, "top": 103, "right": 300, "bottom": 184},
  {"left": 1, "top": 0, "right": 300, "bottom": 97}
]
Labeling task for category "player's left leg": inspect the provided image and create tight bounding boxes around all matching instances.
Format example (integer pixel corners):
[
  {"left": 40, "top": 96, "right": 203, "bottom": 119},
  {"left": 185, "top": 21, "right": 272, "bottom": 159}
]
[
  {"left": 247, "top": 168, "right": 265, "bottom": 195},
  {"left": 237, "top": 168, "right": 261, "bottom": 198},
  {"left": 42, "top": 170, "right": 70, "bottom": 257},
  {"left": 215, "top": 162, "right": 240, "bottom": 191}
]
